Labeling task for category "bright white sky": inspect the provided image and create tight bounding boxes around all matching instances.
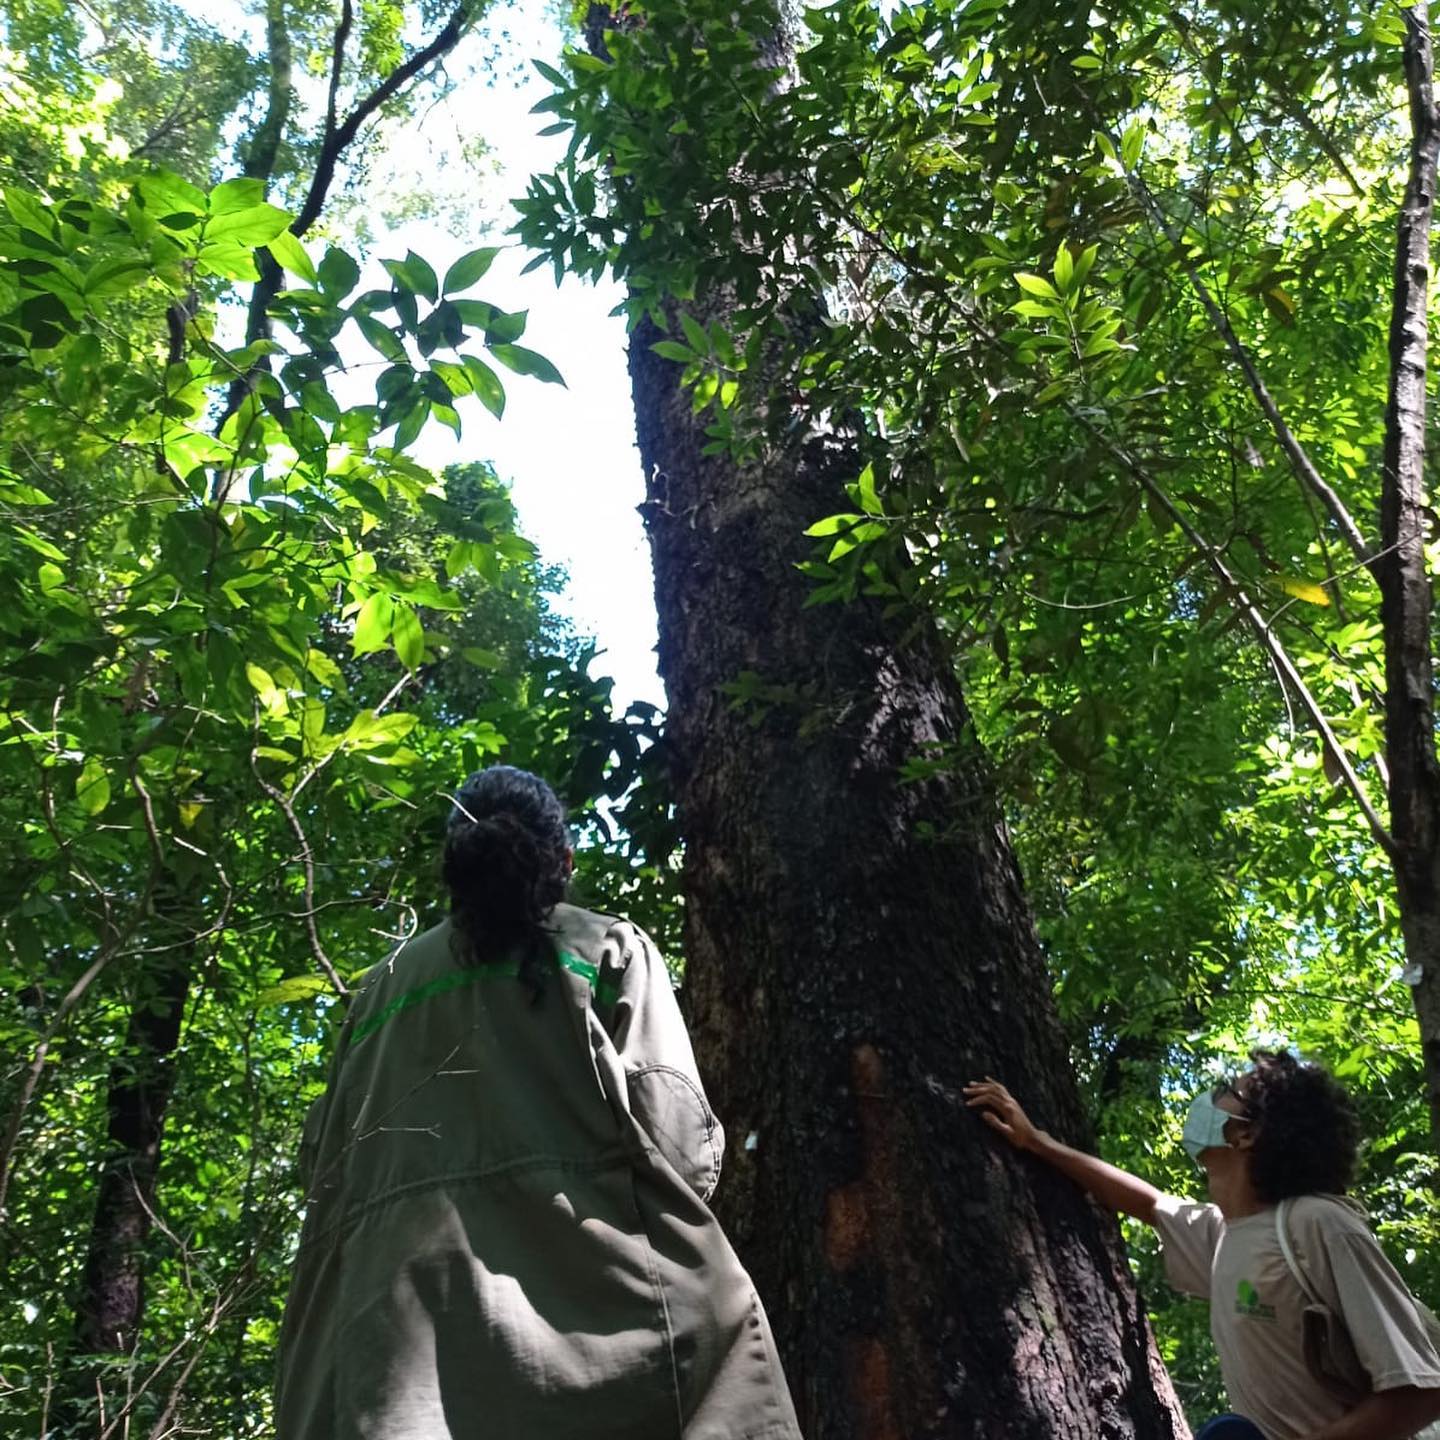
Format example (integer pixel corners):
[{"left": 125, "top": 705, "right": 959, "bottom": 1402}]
[{"left": 376, "top": 8, "right": 664, "bottom": 714}]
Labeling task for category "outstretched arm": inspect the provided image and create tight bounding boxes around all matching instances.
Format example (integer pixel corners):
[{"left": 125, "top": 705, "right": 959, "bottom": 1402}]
[{"left": 963, "top": 1078, "right": 1160, "bottom": 1225}]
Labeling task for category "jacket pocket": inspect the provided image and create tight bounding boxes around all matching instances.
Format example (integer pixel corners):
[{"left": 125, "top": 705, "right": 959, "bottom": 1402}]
[{"left": 626, "top": 1063, "right": 724, "bottom": 1202}]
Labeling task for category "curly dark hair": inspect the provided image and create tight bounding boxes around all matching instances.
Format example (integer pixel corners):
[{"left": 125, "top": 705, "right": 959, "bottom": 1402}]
[
  {"left": 1242, "top": 1049, "right": 1360, "bottom": 1203},
  {"left": 442, "top": 766, "right": 571, "bottom": 998}
]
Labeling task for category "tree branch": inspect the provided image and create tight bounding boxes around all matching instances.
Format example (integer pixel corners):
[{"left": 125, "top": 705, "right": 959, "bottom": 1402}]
[
  {"left": 325, "top": 0, "right": 355, "bottom": 148},
  {"left": 1104, "top": 117, "right": 1375, "bottom": 568},
  {"left": 220, "top": 0, "right": 473, "bottom": 427},
  {"left": 293, "top": 0, "right": 473, "bottom": 238},
  {"left": 250, "top": 748, "right": 349, "bottom": 999},
  {"left": 1071, "top": 414, "right": 1396, "bottom": 857}
]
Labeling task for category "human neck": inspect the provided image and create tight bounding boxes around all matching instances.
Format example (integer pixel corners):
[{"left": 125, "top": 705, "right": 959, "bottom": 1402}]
[{"left": 1208, "top": 1164, "right": 1267, "bottom": 1221}]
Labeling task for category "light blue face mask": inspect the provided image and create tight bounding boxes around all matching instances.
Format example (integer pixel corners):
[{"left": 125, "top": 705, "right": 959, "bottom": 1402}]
[{"left": 1181, "top": 1091, "right": 1248, "bottom": 1162}]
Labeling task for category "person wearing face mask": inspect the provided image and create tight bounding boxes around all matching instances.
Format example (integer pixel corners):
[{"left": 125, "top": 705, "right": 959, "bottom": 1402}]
[{"left": 963, "top": 1052, "right": 1440, "bottom": 1440}]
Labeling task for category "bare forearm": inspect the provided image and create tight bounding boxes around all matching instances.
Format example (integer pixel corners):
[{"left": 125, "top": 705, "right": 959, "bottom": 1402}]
[
  {"left": 1026, "top": 1131, "right": 1160, "bottom": 1224},
  {"left": 1306, "top": 1386, "right": 1440, "bottom": 1440}
]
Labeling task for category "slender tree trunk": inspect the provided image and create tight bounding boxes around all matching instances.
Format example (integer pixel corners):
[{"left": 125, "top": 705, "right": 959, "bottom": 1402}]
[
  {"left": 74, "top": 945, "right": 192, "bottom": 1352},
  {"left": 67, "top": 0, "right": 299, "bottom": 1359},
  {"left": 1380, "top": 0, "right": 1440, "bottom": 1150},
  {"left": 240, "top": 0, "right": 294, "bottom": 185}
]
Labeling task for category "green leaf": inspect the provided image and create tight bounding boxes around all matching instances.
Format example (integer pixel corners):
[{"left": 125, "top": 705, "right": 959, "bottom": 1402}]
[
  {"left": 407, "top": 250, "right": 440, "bottom": 303},
  {"left": 209, "top": 177, "right": 267, "bottom": 214},
  {"left": 393, "top": 398, "right": 430, "bottom": 449},
  {"left": 484, "top": 310, "right": 528, "bottom": 344},
  {"left": 1011, "top": 299, "right": 1060, "bottom": 319},
  {"left": 1015, "top": 272, "right": 1060, "bottom": 299},
  {"left": 83, "top": 257, "right": 150, "bottom": 300},
  {"left": 255, "top": 975, "right": 331, "bottom": 1007},
  {"left": 197, "top": 240, "right": 261, "bottom": 281},
  {"left": 305, "top": 648, "right": 345, "bottom": 690},
  {"left": 384, "top": 250, "right": 439, "bottom": 303},
  {"left": 356, "top": 314, "right": 407, "bottom": 364},
  {"left": 245, "top": 662, "right": 287, "bottom": 714},
  {"left": 1071, "top": 243, "right": 1100, "bottom": 290},
  {"left": 267, "top": 229, "right": 317, "bottom": 284},
  {"left": 0, "top": 477, "right": 53, "bottom": 505},
  {"left": 318, "top": 246, "right": 360, "bottom": 298},
  {"left": 488, "top": 343, "right": 565, "bottom": 386},
  {"left": 300, "top": 698, "right": 326, "bottom": 749},
  {"left": 856, "top": 464, "right": 882, "bottom": 516},
  {"left": 353, "top": 593, "right": 394, "bottom": 654},
  {"left": 1263, "top": 287, "right": 1297, "bottom": 325},
  {"left": 430, "top": 360, "right": 472, "bottom": 398},
  {"left": 443, "top": 247, "right": 502, "bottom": 293},
  {"left": 1053, "top": 245, "right": 1074, "bottom": 294},
  {"left": 1121, "top": 120, "right": 1145, "bottom": 170},
  {"left": 205, "top": 203, "right": 291, "bottom": 246},
  {"left": 462, "top": 354, "right": 505, "bottom": 418},
  {"left": 392, "top": 602, "right": 425, "bottom": 669},
  {"left": 679, "top": 311, "right": 709, "bottom": 353},
  {"left": 1080, "top": 334, "right": 1123, "bottom": 359},
  {"left": 76, "top": 758, "right": 110, "bottom": 816},
  {"left": 137, "top": 170, "right": 208, "bottom": 217},
  {"left": 342, "top": 709, "right": 418, "bottom": 748},
  {"left": 651, "top": 340, "right": 695, "bottom": 363},
  {"left": 805, "top": 512, "right": 863, "bottom": 537}
]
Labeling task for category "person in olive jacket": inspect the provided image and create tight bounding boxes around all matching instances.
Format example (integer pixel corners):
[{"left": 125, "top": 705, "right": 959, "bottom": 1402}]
[{"left": 276, "top": 766, "right": 801, "bottom": 1440}]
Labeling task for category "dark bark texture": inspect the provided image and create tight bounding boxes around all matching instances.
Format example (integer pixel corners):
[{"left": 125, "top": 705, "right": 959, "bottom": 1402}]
[
  {"left": 73, "top": 947, "right": 191, "bottom": 1352},
  {"left": 1380, "top": 0, "right": 1440, "bottom": 1149},
  {"left": 624, "top": 309, "right": 1187, "bottom": 1436}
]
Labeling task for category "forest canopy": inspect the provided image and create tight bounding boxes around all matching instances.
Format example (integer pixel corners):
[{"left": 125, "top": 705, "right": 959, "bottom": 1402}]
[{"left": 1, "top": 0, "right": 1437, "bottom": 1432}]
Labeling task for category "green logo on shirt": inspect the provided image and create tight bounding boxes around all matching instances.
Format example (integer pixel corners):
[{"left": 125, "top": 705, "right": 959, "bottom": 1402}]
[{"left": 1235, "top": 1278, "right": 1276, "bottom": 1321}]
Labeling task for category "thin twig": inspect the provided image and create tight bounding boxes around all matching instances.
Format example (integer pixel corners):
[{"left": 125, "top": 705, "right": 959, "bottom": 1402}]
[
  {"left": 1097, "top": 111, "right": 1374, "bottom": 568},
  {"left": 1079, "top": 417, "right": 1395, "bottom": 856},
  {"left": 250, "top": 748, "right": 348, "bottom": 998}
]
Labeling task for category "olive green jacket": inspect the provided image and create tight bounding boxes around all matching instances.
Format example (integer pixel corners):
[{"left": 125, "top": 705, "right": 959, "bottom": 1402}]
[{"left": 275, "top": 904, "right": 801, "bottom": 1440}]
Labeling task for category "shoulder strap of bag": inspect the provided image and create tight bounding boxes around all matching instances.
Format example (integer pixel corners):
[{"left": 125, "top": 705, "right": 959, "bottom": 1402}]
[
  {"left": 1280, "top": 1197, "right": 1440, "bottom": 1348},
  {"left": 1275, "top": 1198, "right": 1324, "bottom": 1306}
]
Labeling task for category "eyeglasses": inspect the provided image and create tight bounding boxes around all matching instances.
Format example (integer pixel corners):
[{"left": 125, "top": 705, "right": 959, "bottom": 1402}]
[{"left": 1211, "top": 1079, "right": 1253, "bottom": 1121}]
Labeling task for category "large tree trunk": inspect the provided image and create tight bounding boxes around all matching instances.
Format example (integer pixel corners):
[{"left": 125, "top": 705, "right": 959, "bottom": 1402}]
[
  {"left": 74, "top": 944, "right": 191, "bottom": 1352},
  {"left": 1380, "top": 0, "right": 1440, "bottom": 1150},
  {"left": 625, "top": 309, "right": 1186, "bottom": 1431}
]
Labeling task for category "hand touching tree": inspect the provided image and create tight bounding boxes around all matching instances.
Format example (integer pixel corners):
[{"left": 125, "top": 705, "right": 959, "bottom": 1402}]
[
  {"left": 963, "top": 1077, "right": 1043, "bottom": 1152},
  {"left": 965, "top": 1078, "right": 1160, "bottom": 1224}
]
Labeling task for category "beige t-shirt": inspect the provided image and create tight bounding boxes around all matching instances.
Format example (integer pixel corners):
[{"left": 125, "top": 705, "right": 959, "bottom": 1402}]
[{"left": 1153, "top": 1193, "right": 1440, "bottom": 1440}]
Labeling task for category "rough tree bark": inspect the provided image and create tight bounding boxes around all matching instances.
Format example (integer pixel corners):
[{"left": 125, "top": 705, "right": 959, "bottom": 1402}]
[{"left": 1380, "top": 0, "right": 1440, "bottom": 1150}]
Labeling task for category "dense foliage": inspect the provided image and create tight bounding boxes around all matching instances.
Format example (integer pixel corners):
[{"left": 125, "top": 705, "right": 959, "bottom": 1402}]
[
  {"left": 0, "top": 2, "right": 672, "bottom": 1433},
  {"left": 4, "top": 0, "right": 1440, "bottom": 1430}
]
